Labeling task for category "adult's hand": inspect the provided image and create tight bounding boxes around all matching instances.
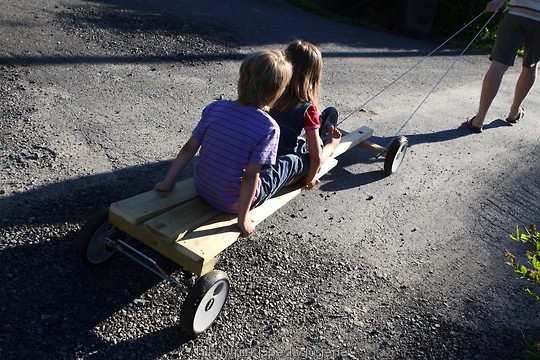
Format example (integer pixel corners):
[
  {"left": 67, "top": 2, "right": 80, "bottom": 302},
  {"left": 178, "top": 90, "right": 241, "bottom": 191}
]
[{"left": 485, "top": 0, "right": 506, "bottom": 13}]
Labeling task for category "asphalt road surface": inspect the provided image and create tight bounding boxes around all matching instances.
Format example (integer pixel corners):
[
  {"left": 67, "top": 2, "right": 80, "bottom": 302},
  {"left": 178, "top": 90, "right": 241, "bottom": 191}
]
[{"left": 1, "top": 0, "right": 540, "bottom": 359}]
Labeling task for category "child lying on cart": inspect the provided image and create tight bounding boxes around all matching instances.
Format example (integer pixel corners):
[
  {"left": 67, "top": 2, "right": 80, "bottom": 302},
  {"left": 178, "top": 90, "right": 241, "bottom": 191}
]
[{"left": 155, "top": 50, "right": 341, "bottom": 237}]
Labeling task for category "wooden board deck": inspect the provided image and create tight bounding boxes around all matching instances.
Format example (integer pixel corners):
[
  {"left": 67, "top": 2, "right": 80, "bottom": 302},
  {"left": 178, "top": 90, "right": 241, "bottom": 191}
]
[
  {"left": 109, "top": 158, "right": 340, "bottom": 275},
  {"left": 110, "top": 178, "right": 197, "bottom": 225},
  {"left": 177, "top": 182, "right": 307, "bottom": 262},
  {"left": 109, "top": 125, "right": 372, "bottom": 275},
  {"left": 143, "top": 197, "right": 221, "bottom": 243},
  {"left": 332, "top": 125, "right": 373, "bottom": 158}
]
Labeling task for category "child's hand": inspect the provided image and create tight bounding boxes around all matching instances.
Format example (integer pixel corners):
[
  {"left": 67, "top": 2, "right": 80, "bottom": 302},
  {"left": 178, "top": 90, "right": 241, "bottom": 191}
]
[
  {"left": 305, "top": 178, "right": 319, "bottom": 190},
  {"left": 154, "top": 181, "right": 174, "bottom": 192},
  {"left": 238, "top": 216, "right": 256, "bottom": 237}
]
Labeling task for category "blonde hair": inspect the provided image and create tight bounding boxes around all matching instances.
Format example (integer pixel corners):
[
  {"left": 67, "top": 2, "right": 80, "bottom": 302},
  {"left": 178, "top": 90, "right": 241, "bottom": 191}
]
[
  {"left": 237, "top": 50, "right": 293, "bottom": 110},
  {"left": 272, "top": 40, "right": 322, "bottom": 112}
]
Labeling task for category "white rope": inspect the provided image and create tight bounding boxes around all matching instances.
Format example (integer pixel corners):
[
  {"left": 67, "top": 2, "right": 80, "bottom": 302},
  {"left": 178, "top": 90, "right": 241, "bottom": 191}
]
[
  {"left": 338, "top": 10, "right": 497, "bottom": 129},
  {"left": 389, "top": 10, "right": 500, "bottom": 140}
]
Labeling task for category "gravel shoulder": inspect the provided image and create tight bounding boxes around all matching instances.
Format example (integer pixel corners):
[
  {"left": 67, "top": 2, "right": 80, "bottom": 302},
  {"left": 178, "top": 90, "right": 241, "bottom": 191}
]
[{"left": 1, "top": 0, "right": 540, "bottom": 359}]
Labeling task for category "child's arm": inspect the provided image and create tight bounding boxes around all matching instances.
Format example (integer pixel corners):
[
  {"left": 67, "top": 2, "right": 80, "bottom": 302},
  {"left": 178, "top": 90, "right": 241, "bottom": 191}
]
[
  {"left": 304, "top": 126, "right": 342, "bottom": 190},
  {"left": 303, "top": 128, "right": 322, "bottom": 190},
  {"left": 237, "top": 163, "right": 262, "bottom": 237},
  {"left": 154, "top": 136, "right": 201, "bottom": 192}
]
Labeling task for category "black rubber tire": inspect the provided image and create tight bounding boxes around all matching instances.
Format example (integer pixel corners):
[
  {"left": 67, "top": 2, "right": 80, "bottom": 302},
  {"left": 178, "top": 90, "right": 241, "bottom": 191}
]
[
  {"left": 180, "top": 270, "right": 230, "bottom": 337},
  {"left": 384, "top": 136, "right": 408, "bottom": 176},
  {"left": 75, "top": 208, "right": 116, "bottom": 266},
  {"left": 319, "top": 106, "right": 339, "bottom": 140}
]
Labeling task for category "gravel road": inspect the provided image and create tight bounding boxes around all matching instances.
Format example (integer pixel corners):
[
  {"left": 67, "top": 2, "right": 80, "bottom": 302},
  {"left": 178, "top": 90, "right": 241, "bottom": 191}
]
[{"left": 1, "top": 0, "right": 540, "bottom": 359}]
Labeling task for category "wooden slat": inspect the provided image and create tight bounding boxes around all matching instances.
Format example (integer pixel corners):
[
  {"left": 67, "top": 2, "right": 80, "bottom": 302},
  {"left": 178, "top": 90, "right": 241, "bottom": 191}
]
[
  {"left": 359, "top": 140, "right": 386, "bottom": 155},
  {"left": 316, "top": 157, "right": 339, "bottom": 179},
  {"left": 177, "top": 158, "right": 339, "bottom": 260},
  {"left": 143, "top": 197, "right": 220, "bottom": 244},
  {"left": 108, "top": 210, "right": 208, "bottom": 275},
  {"left": 110, "top": 124, "right": 373, "bottom": 272},
  {"left": 332, "top": 125, "right": 374, "bottom": 158},
  {"left": 177, "top": 191, "right": 303, "bottom": 261},
  {"left": 109, "top": 178, "right": 197, "bottom": 225},
  {"left": 177, "top": 213, "right": 239, "bottom": 260}
]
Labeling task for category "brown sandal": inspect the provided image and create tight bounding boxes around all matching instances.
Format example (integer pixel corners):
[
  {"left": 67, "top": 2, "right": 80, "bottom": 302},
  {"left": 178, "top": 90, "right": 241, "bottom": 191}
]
[
  {"left": 466, "top": 116, "right": 482, "bottom": 133},
  {"left": 506, "top": 107, "right": 524, "bottom": 124}
]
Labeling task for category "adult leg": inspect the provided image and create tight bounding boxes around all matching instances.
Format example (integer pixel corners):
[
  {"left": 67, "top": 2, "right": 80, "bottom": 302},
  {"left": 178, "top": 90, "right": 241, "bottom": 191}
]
[
  {"left": 471, "top": 60, "right": 509, "bottom": 128},
  {"left": 507, "top": 63, "right": 537, "bottom": 120}
]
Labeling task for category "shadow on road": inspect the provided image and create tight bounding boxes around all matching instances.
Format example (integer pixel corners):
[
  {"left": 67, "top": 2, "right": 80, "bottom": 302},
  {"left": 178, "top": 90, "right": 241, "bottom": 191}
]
[
  {"left": 0, "top": 160, "right": 197, "bottom": 358},
  {"left": 317, "top": 117, "right": 512, "bottom": 192},
  {"left": 405, "top": 118, "right": 511, "bottom": 147},
  {"left": 0, "top": 0, "right": 484, "bottom": 67},
  {"left": 3, "top": 0, "right": 539, "bottom": 357}
]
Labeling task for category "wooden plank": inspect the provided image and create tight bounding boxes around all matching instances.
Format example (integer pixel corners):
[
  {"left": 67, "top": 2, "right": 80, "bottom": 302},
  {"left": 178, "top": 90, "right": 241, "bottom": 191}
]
[
  {"left": 177, "top": 213, "right": 239, "bottom": 260},
  {"left": 143, "top": 197, "right": 220, "bottom": 244},
  {"left": 332, "top": 125, "right": 374, "bottom": 158},
  {"left": 176, "top": 186, "right": 306, "bottom": 260},
  {"left": 177, "top": 158, "right": 339, "bottom": 260},
  {"left": 359, "top": 140, "right": 386, "bottom": 155},
  {"left": 111, "top": 124, "right": 366, "bottom": 270},
  {"left": 315, "top": 157, "right": 339, "bottom": 179},
  {"left": 108, "top": 210, "right": 208, "bottom": 275},
  {"left": 108, "top": 126, "right": 364, "bottom": 273},
  {"left": 140, "top": 157, "right": 339, "bottom": 252},
  {"left": 110, "top": 178, "right": 197, "bottom": 225}
]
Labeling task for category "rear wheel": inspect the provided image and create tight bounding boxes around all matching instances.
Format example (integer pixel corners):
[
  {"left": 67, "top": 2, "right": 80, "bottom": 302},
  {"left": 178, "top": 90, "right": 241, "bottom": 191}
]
[
  {"left": 384, "top": 136, "right": 408, "bottom": 176},
  {"left": 180, "top": 270, "right": 230, "bottom": 336},
  {"left": 76, "top": 208, "right": 117, "bottom": 266}
]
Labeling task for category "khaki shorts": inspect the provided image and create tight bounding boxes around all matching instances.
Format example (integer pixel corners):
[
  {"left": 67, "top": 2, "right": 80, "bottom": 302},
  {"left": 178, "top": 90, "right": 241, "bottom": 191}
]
[{"left": 490, "top": 12, "right": 540, "bottom": 67}]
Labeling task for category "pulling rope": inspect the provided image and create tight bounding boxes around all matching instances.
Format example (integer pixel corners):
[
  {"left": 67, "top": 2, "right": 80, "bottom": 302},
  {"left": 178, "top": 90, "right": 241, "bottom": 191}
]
[
  {"left": 389, "top": 10, "right": 499, "bottom": 140},
  {"left": 337, "top": 9, "right": 499, "bottom": 138}
]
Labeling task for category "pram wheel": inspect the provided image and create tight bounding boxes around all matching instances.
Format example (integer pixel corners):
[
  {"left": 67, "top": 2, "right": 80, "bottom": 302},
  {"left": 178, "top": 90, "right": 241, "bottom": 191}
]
[
  {"left": 76, "top": 208, "right": 117, "bottom": 266},
  {"left": 180, "top": 270, "right": 230, "bottom": 336},
  {"left": 384, "top": 136, "right": 408, "bottom": 175}
]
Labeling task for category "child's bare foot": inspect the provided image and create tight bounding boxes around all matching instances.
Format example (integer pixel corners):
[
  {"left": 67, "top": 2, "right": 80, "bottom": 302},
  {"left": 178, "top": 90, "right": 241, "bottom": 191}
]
[{"left": 322, "top": 125, "right": 342, "bottom": 157}]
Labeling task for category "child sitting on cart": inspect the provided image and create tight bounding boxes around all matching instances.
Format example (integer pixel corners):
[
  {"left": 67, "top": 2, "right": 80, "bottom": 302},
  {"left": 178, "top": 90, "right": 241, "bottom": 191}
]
[
  {"left": 155, "top": 50, "right": 340, "bottom": 237},
  {"left": 270, "top": 39, "right": 342, "bottom": 191}
]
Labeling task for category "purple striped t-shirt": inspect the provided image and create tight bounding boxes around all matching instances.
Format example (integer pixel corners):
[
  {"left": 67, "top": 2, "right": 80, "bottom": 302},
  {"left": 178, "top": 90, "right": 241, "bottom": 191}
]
[{"left": 192, "top": 100, "right": 279, "bottom": 213}]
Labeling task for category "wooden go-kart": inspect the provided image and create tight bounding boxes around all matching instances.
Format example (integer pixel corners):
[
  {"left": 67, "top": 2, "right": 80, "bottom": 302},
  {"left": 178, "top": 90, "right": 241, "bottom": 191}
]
[{"left": 76, "top": 125, "right": 407, "bottom": 336}]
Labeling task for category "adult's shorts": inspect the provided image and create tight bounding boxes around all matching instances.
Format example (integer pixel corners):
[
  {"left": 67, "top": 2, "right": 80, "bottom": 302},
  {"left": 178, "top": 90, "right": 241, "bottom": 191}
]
[{"left": 490, "top": 12, "right": 540, "bottom": 67}]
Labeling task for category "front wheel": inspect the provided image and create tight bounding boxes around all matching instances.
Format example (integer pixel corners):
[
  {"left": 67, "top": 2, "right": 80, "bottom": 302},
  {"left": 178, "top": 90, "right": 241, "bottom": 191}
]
[
  {"left": 75, "top": 208, "right": 117, "bottom": 266},
  {"left": 384, "top": 136, "right": 408, "bottom": 176},
  {"left": 180, "top": 270, "right": 230, "bottom": 336}
]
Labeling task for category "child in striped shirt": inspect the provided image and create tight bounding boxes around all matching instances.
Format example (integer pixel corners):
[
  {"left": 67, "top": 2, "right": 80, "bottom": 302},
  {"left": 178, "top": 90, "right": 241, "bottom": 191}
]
[{"left": 155, "top": 50, "right": 300, "bottom": 237}]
